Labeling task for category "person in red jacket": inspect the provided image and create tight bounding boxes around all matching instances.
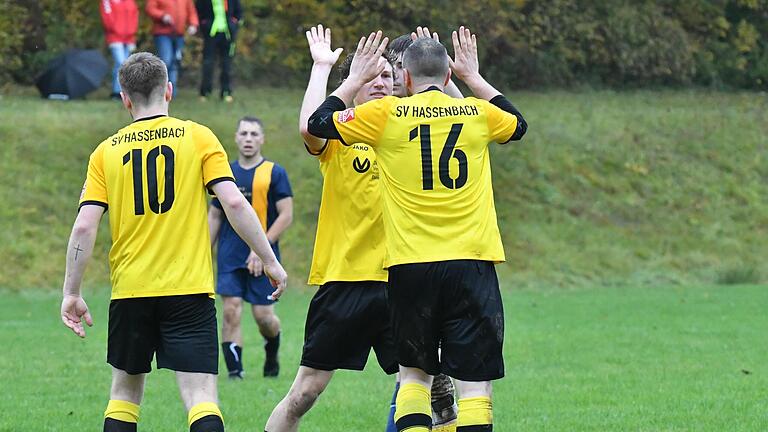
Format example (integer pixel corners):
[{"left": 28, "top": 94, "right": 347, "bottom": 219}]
[
  {"left": 146, "top": 0, "right": 199, "bottom": 95},
  {"left": 100, "top": 0, "right": 139, "bottom": 99}
]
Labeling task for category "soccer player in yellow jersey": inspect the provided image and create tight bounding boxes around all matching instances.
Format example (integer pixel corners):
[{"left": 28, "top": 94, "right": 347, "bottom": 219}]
[
  {"left": 387, "top": 27, "right": 462, "bottom": 432},
  {"left": 59, "top": 52, "right": 287, "bottom": 432},
  {"left": 264, "top": 25, "right": 397, "bottom": 432},
  {"left": 307, "top": 28, "right": 527, "bottom": 432}
]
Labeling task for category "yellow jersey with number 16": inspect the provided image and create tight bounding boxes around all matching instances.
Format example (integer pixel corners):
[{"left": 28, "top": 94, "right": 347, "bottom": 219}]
[
  {"left": 79, "top": 115, "right": 234, "bottom": 299},
  {"left": 332, "top": 89, "right": 519, "bottom": 268}
]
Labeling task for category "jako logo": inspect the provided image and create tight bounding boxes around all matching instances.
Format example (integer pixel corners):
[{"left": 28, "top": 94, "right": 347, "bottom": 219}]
[{"left": 353, "top": 157, "right": 371, "bottom": 173}]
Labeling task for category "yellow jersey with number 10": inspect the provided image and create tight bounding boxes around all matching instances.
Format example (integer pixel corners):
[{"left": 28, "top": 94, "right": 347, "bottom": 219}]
[
  {"left": 332, "top": 89, "right": 519, "bottom": 268},
  {"left": 79, "top": 115, "right": 234, "bottom": 299}
]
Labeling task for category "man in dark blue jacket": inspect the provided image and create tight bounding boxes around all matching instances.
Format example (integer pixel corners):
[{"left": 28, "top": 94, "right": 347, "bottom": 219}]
[{"left": 196, "top": 0, "right": 242, "bottom": 101}]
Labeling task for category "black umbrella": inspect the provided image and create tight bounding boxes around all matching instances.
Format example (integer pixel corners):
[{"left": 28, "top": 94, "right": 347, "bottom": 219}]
[{"left": 36, "top": 49, "right": 109, "bottom": 99}]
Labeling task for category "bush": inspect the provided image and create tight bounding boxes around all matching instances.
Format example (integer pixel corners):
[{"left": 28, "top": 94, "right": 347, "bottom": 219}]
[{"left": 1, "top": 0, "right": 767, "bottom": 89}]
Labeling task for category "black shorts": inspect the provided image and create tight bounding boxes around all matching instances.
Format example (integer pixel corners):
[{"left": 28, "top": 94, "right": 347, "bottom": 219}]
[
  {"left": 387, "top": 260, "right": 505, "bottom": 381},
  {"left": 107, "top": 294, "right": 219, "bottom": 375},
  {"left": 300, "top": 281, "right": 398, "bottom": 374}
]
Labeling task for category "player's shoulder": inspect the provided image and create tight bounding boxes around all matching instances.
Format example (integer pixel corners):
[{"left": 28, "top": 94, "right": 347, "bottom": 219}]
[
  {"left": 178, "top": 118, "right": 212, "bottom": 135},
  {"left": 462, "top": 96, "right": 491, "bottom": 107},
  {"left": 95, "top": 133, "right": 115, "bottom": 153},
  {"left": 359, "top": 95, "right": 399, "bottom": 110},
  {"left": 266, "top": 159, "right": 288, "bottom": 175},
  {"left": 458, "top": 96, "right": 496, "bottom": 117},
  {"left": 95, "top": 123, "right": 131, "bottom": 155},
  {"left": 182, "top": 119, "right": 224, "bottom": 150},
  {"left": 381, "top": 95, "right": 400, "bottom": 109}
]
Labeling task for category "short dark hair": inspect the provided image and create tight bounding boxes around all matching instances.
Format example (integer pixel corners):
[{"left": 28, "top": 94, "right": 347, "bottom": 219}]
[
  {"left": 337, "top": 52, "right": 393, "bottom": 85},
  {"left": 337, "top": 53, "right": 355, "bottom": 85},
  {"left": 402, "top": 38, "right": 449, "bottom": 80},
  {"left": 118, "top": 52, "right": 168, "bottom": 106},
  {"left": 388, "top": 34, "right": 413, "bottom": 58},
  {"left": 237, "top": 116, "right": 263, "bottom": 130}
]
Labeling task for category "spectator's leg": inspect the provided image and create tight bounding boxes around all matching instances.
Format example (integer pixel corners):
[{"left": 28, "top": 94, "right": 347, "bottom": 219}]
[
  {"left": 108, "top": 43, "right": 125, "bottom": 97},
  {"left": 219, "top": 34, "right": 233, "bottom": 99},
  {"left": 200, "top": 35, "right": 216, "bottom": 97},
  {"left": 154, "top": 36, "right": 173, "bottom": 70},
  {"left": 169, "top": 36, "right": 186, "bottom": 95}
]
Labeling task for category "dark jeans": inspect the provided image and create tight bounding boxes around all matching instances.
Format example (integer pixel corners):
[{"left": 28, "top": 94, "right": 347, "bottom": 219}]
[{"left": 200, "top": 32, "right": 234, "bottom": 97}]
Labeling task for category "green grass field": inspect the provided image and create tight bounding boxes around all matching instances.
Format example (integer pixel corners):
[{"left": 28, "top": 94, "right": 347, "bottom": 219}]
[
  {"left": 1, "top": 87, "right": 767, "bottom": 430},
  {"left": 1, "top": 88, "right": 767, "bottom": 289},
  {"left": 1, "top": 284, "right": 766, "bottom": 431}
]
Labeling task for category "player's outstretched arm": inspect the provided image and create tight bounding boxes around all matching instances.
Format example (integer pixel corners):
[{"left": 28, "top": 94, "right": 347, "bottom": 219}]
[
  {"left": 411, "top": 26, "right": 463, "bottom": 98},
  {"left": 330, "top": 30, "right": 389, "bottom": 107},
  {"left": 450, "top": 26, "right": 527, "bottom": 140},
  {"left": 300, "top": 24, "right": 344, "bottom": 153},
  {"left": 307, "top": 31, "right": 389, "bottom": 140},
  {"left": 60, "top": 205, "right": 103, "bottom": 338},
  {"left": 212, "top": 181, "right": 288, "bottom": 299},
  {"left": 449, "top": 26, "right": 500, "bottom": 101}
]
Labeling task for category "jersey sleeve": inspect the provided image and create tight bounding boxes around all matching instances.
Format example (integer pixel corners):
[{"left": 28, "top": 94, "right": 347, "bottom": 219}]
[
  {"left": 481, "top": 99, "right": 520, "bottom": 144},
  {"left": 270, "top": 165, "right": 293, "bottom": 201},
  {"left": 317, "top": 139, "right": 339, "bottom": 163},
  {"left": 79, "top": 144, "right": 109, "bottom": 210},
  {"left": 193, "top": 123, "right": 235, "bottom": 192},
  {"left": 332, "top": 97, "right": 394, "bottom": 147}
]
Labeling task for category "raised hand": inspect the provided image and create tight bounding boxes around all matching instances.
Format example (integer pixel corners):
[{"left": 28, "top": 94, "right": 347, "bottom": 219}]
[
  {"left": 306, "top": 24, "right": 344, "bottom": 66},
  {"left": 61, "top": 294, "right": 93, "bottom": 338},
  {"left": 411, "top": 26, "right": 440, "bottom": 42},
  {"left": 449, "top": 26, "right": 480, "bottom": 83},
  {"left": 348, "top": 30, "right": 389, "bottom": 85}
]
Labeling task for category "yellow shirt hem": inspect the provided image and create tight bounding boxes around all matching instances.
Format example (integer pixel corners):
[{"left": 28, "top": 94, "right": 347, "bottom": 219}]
[
  {"left": 307, "top": 273, "right": 389, "bottom": 286},
  {"left": 384, "top": 254, "right": 505, "bottom": 269},
  {"left": 110, "top": 288, "right": 215, "bottom": 300}
]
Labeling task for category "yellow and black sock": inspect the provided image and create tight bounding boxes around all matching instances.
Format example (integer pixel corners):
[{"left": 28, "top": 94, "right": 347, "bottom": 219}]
[
  {"left": 103, "top": 399, "right": 139, "bottom": 432},
  {"left": 188, "top": 402, "right": 224, "bottom": 432},
  {"left": 457, "top": 397, "right": 492, "bottom": 431},
  {"left": 433, "top": 423, "right": 457, "bottom": 432},
  {"left": 394, "top": 382, "right": 432, "bottom": 432}
]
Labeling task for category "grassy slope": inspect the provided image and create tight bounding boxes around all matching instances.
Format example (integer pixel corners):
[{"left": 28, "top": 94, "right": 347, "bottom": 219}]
[
  {"left": 0, "top": 89, "right": 766, "bottom": 289},
  {"left": 0, "top": 284, "right": 766, "bottom": 431}
]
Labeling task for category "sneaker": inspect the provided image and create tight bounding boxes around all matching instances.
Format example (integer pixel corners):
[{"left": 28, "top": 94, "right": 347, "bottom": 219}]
[
  {"left": 263, "top": 356, "right": 279, "bottom": 377},
  {"left": 223, "top": 95, "right": 234, "bottom": 103},
  {"left": 228, "top": 370, "right": 244, "bottom": 380}
]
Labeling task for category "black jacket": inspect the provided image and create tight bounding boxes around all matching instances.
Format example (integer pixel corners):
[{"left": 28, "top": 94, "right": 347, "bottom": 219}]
[{"left": 196, "top": 0, "right": 242, "bottom": 38}]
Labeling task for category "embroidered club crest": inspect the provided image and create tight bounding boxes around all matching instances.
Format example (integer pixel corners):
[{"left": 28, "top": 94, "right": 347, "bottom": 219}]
[{"left": 338, "top": 108, "right": 356, "bottom": 123}]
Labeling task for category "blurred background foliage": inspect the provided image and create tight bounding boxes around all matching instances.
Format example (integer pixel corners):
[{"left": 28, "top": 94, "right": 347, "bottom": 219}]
[{"left": 1, "top": 0, "right": 767, "bottom": 90}]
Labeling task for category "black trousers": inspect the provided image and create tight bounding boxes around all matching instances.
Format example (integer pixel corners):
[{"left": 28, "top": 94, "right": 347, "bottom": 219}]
[{"left": 200, "top": 32, "right": 233, "bottom": 97}]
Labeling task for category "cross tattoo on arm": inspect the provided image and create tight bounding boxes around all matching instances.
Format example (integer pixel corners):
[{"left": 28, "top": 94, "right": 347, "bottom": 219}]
[{"left": 74, "top": 244, "right": 84, "bottom": 261}]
